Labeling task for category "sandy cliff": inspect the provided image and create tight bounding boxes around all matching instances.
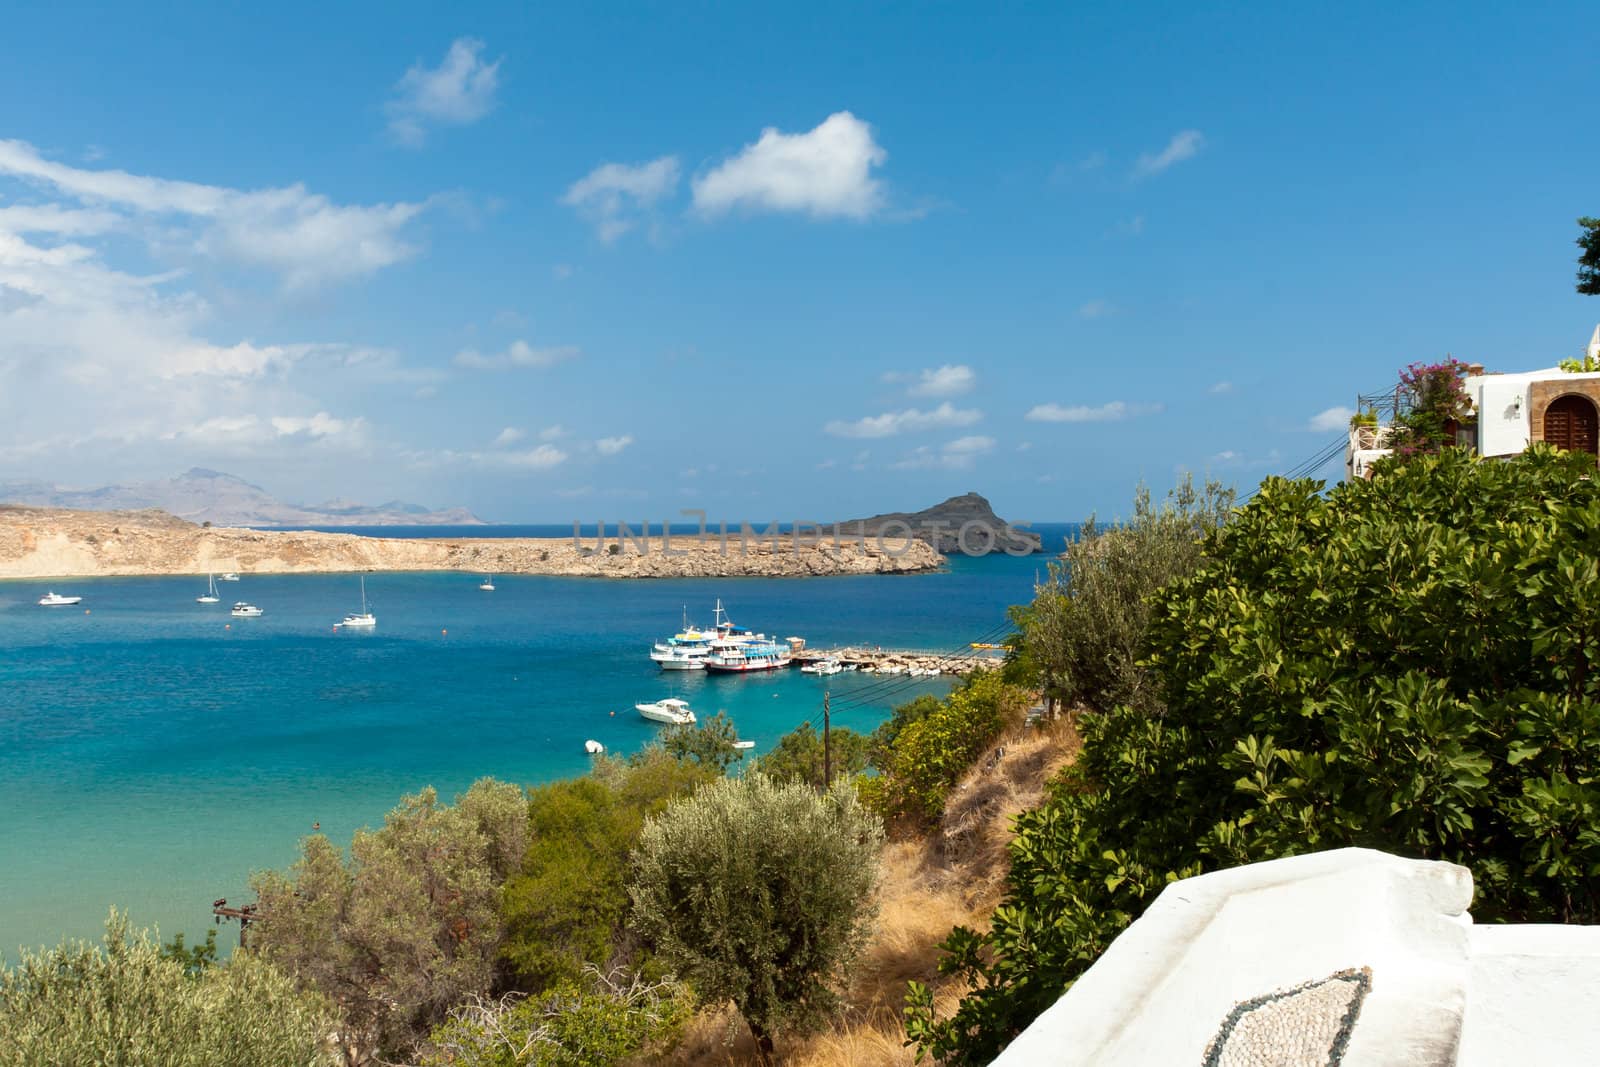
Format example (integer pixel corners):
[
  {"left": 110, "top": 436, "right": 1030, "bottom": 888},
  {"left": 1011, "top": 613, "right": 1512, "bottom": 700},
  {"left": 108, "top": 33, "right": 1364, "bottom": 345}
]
[{"left": 0, "top": 507, "right": 941, "bottom": 579}]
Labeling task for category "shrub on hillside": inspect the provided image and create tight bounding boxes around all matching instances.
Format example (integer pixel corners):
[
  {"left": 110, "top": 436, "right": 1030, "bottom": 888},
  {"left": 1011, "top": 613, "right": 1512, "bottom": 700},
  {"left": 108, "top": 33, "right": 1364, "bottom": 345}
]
[
  {"left": 662, "top": 711, "right": 745, "bottom": 774},
  {"left": 420, "top": 968, "right": 692, "bottom": 1067},
  {"left": 249, "top": 778, "right": 527, "bottom": 1058},
  {"left": 756, "top": 721, "right": 871, "bottom": 789},
  {"left": 502, "top": 750, "right": 712, "bottom": 990},
  {"left": 629, "top": 774, "right": 883, "bottom": 1057},
  {"left": 908, "top": 447, "right": 1600, "bottom": 1063},
  {"left": 860, "top": 671, "right": 1029, "bottom": 826},
  {"left": 0, "top": 911, "right": 336, "bottom": 1067},
  {"left": 1010, "top": 475, "right": 1233, "bottom": 716}
]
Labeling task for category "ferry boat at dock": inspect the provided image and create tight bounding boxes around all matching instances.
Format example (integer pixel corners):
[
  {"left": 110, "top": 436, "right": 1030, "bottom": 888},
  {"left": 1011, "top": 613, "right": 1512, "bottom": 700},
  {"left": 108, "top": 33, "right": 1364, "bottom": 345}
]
[{"left": 704, "top": 638, "right": 793, "bottom": 673}]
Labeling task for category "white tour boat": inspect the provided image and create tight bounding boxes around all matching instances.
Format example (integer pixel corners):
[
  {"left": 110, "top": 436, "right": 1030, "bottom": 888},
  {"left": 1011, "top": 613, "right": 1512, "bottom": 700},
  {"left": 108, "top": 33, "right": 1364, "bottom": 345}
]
[
  {"left": 338, "top": 575, "right": 376, "bottom": 629},
  {"left": 196, "top": 573, "right": 220, "bottom": 604},
  {"left": 230, "top": 602, "right": 263, "bottom": 617},
  {"left": 635, "top": 698, "right": 697, "bottom": 726},
  {"left": 38, "top": 591, "right": 83, "bottom": 606},
  {"left": 704, "top": 639, "right": 793, "bottom": 673}
]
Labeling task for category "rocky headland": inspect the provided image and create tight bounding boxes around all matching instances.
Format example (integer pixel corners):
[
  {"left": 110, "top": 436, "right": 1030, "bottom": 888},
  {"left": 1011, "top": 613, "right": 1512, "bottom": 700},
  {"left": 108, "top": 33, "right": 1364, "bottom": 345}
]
[
  {"left": 838, "top": 491, "right": 1042, "bottom": 555},
  {"left": 0, "top": 506, "right": 941, "bottom": 579}
]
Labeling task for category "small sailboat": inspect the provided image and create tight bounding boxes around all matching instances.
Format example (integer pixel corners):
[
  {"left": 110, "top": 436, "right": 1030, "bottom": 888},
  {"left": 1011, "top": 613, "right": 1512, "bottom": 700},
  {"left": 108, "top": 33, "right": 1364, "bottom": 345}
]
[
  {"left": 479, "top": 574, "right": 496, "bottom": 591},
  {"left": 196, "top": 573, "right": 220, "bottom": 604},
  {"left": 338, "top": 575, "right": 376, "bottom": 629},
  {"left": 230, "top": 602, "right": 263, "bottom": 617},
  {"left": 38, "top": 591, "right": 83, "bottom": 606}
]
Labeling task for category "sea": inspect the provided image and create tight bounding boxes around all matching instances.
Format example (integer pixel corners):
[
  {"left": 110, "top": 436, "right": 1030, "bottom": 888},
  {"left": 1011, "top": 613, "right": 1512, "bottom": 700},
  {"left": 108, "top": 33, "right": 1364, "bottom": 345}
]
[{"left": 0, "top": 523, "right": 1076, "bottom": 958}]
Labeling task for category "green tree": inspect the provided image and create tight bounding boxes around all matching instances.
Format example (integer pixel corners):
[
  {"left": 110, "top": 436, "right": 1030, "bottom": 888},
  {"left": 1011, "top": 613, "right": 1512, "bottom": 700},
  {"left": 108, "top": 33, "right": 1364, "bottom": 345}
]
[
  {"left": 1577, "top": 215, "right": 1600, "bottom": 295},
  {"left": 909, "top": 447, "right": 1600, "bottom": 1063},
  {"left": 249, "top": 778, "right": 527, "bottom": 1059},
  {"left": 502, "top": 748, "right": 713, "bottom": 991},
  {"left": 0, "top": 911, "right": 336, "bottom": 1067},
  {"left": 662, "top": 710, "right": 744, "bottom": 773},
  {"left": 756, "top": 722, "right": 871, "bottom": 789},
  {"left": 420, "top": 968, "right": 692, "bottom": 1067},
  {"left": 861, "top": 671, "right": 1029, "bottom": 826},
  {"left": 1011, "top": 475, "right": 1233, "bottom": 717},
  {"left": 629, "top": 774, "right": 883, "bottom": 1059}
]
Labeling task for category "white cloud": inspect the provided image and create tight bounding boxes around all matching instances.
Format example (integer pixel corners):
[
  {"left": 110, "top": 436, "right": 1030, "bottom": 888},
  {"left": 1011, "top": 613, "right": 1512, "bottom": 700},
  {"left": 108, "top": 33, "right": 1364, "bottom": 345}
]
[
  {"left": 453, "top": 339, "right": 579, "bottom": 370},
  {"left": 1308, "top": 406, "right": 1355, "bottom": 432},
  {"left": 1133, "top": 130, "right": 1205, "bottom": 179},
  {"left": 387, "top": 38, "right": 501, "bottom": 147},
  {"left": 1025, "top": 401, "right": 1163, "bottom": 423},
  {"left": 160, "top": 412, "right": 365, "bottom": 447},
  {"left": 1209, "top": 381, "right": 1234, "bottom": 395},
  {"left": 1077, "top": 299, "right": 1115, "bottom": 320},
  {"left": 595, "top": 435, "right": 634, "bottom": 456},
  {"left": 562, "top": 156, "right": 681, "bottom": 242},
  {"left": 907, "top": 364, "right": 975, "bottom": 397},
  {"left": 0, "top": 138, "right": 424, "bottom": 289},
  {"left": 539, "top": 425, "right": 568, "bottom": 441},
  {"left": 692, "top": 111, "right": 887, "bottom": 220},
  {"left": 893, "top": 435, "right": 996, "bottom": 470},
  {"left": 493, "top": 427, "right": 525, "bottom": 447},
  {"left": 501, "top": 444, "right": 566, "bottom": 469},
  {"left": 0, "top": 203, "right": 120, "bottom": 236},
  {"left": 824, "top": 402, "right": 982, "bottom": 439}
]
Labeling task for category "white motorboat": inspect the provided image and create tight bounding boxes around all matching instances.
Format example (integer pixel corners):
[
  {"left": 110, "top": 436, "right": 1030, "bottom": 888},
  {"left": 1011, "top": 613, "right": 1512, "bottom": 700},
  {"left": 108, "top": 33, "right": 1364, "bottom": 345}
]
[
  {"left": 800, "top": 658, "right": 843, "bottom": 676},
  {"left": 732, "top": 740, "right": 755, "bottom": 751},
  {"left": 338, "top": 575, "right": 376, "bottom": 629},
  {"left": 635, "top": 698, "right": 697, "bottom": 726},
  {"left": 196, "top": 573, "right": 220, "bottom": 604},
  {"left": 218, "top": 572, "right": 240, "bottom": 582},
  {"left": 584, "top": 739, "right": 605, "bottom": 755},
  {"left": 230, "top": 602, "right": 263, "bottom": 617},
  {"left": 38, "top": 591, "right": 82, "bottom": 606},
  {"left": 479, "top": 575, "right": 496, "bottom": 591}
]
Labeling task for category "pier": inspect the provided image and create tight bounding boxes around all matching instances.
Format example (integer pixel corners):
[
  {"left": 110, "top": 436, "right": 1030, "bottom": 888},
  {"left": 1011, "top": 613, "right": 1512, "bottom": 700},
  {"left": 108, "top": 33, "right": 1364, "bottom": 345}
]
[{"left": 790, "top": 644, "right": 1005, "bottom": 676}]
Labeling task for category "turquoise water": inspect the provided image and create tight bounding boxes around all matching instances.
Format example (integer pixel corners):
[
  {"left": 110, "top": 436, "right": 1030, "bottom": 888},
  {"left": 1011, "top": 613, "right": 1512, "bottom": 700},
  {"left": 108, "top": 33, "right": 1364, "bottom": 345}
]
[{"left": 0, "top": 543, "right": 1061, "bottom": 957}]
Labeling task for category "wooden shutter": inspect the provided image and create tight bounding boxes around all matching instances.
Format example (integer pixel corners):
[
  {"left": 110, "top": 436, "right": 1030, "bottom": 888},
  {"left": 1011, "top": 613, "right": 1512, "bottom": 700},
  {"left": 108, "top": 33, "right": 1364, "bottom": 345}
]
[{"left": 1543, "top": 395, "right": 1599, "bottom": 454}]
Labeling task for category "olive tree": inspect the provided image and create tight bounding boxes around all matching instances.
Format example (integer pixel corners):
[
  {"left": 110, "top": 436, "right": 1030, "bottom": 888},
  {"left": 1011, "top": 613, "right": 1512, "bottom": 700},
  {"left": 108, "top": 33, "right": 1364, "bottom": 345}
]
[
  {"left": 249, "top": 778, "right": 527, "bottom": 1059},
  {"left": 0, "top": 911, "right": 336, "bottom": 1067},
  {"left": 628, "top": 774, "right": 883, "bottom": 1058}
]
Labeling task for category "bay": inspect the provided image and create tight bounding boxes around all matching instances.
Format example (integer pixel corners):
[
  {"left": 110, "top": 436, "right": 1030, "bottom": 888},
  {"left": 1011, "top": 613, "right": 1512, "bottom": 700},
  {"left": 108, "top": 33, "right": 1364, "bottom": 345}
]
[{"left": 0, "top": 525, "right": 1073, "bottom": 956}]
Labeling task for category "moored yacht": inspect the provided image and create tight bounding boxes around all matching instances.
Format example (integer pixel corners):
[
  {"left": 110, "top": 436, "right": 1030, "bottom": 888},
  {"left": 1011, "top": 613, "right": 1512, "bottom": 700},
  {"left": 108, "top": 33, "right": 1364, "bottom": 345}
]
[
  {"left": 635, "top": 698, "right": 697, "bottom": 725},
  {"left": 800, "top": 658, "right": 843, "bottom": 675},
  {"left": 38, "top": 591, "right": 83, "bottom": 606},
  {"left": 338, "top": 575, "right": 376, "bottom": 629},
  {"left": 230, "top": 602, "right": 263, "bottom": 617},
  {"left": 479, "top": 574, "right": 495, "bottom": 591},
  {"left": 196, "top": 573, "right": 220, "bottom": 604},
  {"left": 218, "top": 572, "right": 240, "bottom": 582}
]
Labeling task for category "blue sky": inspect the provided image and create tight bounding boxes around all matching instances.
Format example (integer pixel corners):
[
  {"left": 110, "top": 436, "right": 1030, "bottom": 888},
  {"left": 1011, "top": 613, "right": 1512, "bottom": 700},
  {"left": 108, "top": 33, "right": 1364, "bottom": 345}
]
[{"left": 1, "top": 2, "right": 1596, "bottom": 522}]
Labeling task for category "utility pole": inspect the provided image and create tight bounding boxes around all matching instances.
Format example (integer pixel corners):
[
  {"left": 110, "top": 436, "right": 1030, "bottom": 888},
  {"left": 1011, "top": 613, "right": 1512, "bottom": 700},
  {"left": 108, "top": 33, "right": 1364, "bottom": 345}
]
[{"left": 823, "top": 690, "right": 832, "bottom": 790}]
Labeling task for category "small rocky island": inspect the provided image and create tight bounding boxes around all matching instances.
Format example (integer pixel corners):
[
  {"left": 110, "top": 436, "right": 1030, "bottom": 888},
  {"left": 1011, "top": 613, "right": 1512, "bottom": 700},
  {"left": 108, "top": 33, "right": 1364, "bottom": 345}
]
[{"left": 838, "top": 492, "right": 1042, "bottom": 555}]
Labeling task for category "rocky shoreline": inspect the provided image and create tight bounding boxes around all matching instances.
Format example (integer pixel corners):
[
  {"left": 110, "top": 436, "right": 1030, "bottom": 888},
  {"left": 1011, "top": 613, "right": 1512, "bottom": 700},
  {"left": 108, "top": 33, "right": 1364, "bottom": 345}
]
[{"left": 0, "top": 506, "right": 943, "bottom": 580}]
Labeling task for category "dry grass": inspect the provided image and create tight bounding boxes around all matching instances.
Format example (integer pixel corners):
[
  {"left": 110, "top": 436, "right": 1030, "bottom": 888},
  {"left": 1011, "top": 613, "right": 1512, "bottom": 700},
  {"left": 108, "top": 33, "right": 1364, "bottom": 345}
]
[{"left": 650, "top": 717, "right": 1080, "bottom": 1066}]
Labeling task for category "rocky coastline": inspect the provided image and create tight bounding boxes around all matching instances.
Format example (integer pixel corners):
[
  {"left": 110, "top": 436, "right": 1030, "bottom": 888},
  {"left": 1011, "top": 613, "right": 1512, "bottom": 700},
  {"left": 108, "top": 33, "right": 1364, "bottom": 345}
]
[{"left": 0, "top": 506, "right": 942, "bottom": 580}]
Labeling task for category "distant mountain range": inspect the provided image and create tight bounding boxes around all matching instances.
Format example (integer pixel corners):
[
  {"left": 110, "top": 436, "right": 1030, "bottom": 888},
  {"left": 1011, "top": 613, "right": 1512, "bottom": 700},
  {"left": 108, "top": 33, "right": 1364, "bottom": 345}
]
[
  {"left": 840, "top": 492, "right": 1042, "bottom": 555},
  {"left": 0, "top": 469, "right": 483, "bottom": 527}
]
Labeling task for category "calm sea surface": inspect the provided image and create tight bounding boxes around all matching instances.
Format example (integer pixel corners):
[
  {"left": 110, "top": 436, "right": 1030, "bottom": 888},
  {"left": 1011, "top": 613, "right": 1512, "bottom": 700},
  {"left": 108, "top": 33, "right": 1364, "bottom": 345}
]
[{"left": 0, "top": 525, "right": 1075, "bottom": 956}]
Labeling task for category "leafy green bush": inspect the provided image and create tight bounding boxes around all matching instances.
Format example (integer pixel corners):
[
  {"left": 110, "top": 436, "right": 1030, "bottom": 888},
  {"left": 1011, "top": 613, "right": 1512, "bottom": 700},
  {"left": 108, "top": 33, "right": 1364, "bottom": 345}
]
[
  {"left": 0, "top": 911, "right": 336, "bottom": 1067},
  {"left": 501, "top": 749, "right": 709, "bottom": 991},
  {"left": 862, "top": 671, "right": 1029, "bottom": 825},
  {"left": 1010, "top": 475, "right": 1233, "bottom": 716},
  {"left": 909, "top": 447, "right": 1600, "bottom": 1063},
  {"left": 629, "top": 774, "right": 883, "bottom": 1056},
  {"left": 757, "top": 721, "right": 871, "bottom": 789},
  {"left": 420, "top": 968, "right": 692, "bottom": 1067},
  {"left": 663, "top": 710, "right": 746, "bottom": 774},
  {"left": 249, "top": 778, "right": 527, "bottom": 1058}
]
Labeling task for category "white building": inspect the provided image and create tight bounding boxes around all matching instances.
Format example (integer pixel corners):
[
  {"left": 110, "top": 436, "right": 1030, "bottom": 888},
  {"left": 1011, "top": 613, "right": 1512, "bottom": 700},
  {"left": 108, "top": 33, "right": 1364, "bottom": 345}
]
[{"left": 1348, "top": 325, "right": 1600, "bottom": 479}]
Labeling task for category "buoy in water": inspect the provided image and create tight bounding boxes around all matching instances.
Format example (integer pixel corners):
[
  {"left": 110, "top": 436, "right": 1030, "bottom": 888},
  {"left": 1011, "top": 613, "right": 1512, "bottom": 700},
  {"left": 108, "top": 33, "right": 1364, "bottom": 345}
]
[
  {"left": 584, "top": 739, "right": 605, "bottom": 755},
  {"left": 609, "top": 710, "right": 615, "bottom": 717},
  {"left": 225, "top": 624, "right": 231, "bottom": 630}
]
